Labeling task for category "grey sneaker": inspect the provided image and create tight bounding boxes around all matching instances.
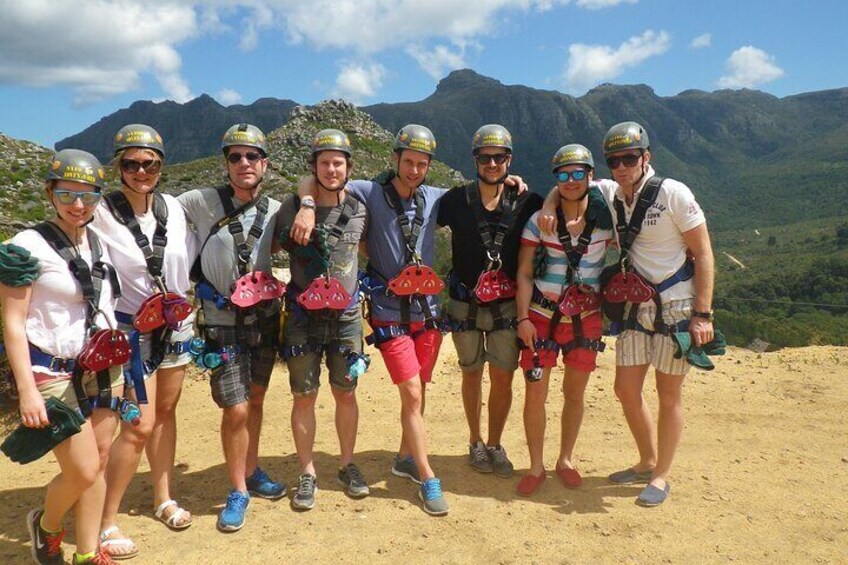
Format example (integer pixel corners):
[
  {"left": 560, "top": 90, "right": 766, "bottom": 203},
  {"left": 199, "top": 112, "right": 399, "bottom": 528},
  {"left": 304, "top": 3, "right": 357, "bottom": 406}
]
[
  {"left": 487, "top": 444, "right": 514, "bottom": 478},
  {"left": 391, "top": 455, "right": 422, "bottom": 484},
  {"left": 419, "top": 478, "right": 449, "bottom": 516},
  {"left": 292, "top": 474, "right": 317, "bottom": 510},
  {"left": 338, "top": 463, "right": 370, "bottom": 498},
  {"left": 468, "top": 440, "right": 493, "bottom": 473}
]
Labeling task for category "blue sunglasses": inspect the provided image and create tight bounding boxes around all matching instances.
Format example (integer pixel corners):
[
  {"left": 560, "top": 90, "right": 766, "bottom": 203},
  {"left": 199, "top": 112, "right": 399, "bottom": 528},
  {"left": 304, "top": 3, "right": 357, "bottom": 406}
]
[{"left": 555, "top": 169, "right": 588, "bottom": 183}]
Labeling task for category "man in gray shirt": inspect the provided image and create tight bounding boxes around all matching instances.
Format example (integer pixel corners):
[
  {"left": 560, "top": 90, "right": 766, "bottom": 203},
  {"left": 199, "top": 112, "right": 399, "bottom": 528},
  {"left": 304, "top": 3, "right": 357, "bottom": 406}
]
[
  {"left": 278, "top": 129, "right": 369, "bottom": 511},
  {"left": 178, "top": 123, "right": 285, "bottom": 532}
]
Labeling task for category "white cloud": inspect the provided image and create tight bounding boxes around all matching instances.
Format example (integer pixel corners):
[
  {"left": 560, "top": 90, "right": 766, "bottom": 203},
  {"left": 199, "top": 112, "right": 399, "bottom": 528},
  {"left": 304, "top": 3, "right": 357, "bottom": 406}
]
[
  {"left": 0, "top": 1, "right": 196, "bottom": 105},
  {"left": 563, "top": 30, "right": 671, "bottom": 92},
  {"left": 280, "top": 0, "right": 578, "bottom": 54},
  {"left": 406, "top": 44, "right": 468, "bottom": 80},
  {"left": 217, "top": 88, "right": 243, "bottom": 105},
  {"left": 333, "top": 63, "right": 387, "bottom": 102},
  {"left": 691, "top": 33, "right": 711, "bottom": 49},
  {"left": 717, "top": 46, "right": 784, "bottom": 89},
  {"left": 0, "top": 1, "right": 643, "bottom": 105}
]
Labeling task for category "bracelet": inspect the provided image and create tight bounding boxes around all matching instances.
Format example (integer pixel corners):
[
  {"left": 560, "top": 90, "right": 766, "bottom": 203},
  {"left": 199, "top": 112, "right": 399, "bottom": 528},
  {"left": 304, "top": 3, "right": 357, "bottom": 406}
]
[{"left": 517, "top": 317, "right": 531, "bottom": 325}]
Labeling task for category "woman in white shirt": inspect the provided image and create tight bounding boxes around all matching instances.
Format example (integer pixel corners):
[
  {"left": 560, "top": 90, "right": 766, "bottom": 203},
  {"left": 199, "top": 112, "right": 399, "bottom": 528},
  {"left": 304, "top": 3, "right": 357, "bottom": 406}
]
[
  {"left": 1, "top": 149, "right": 122, "bottom": 565},
  {"left": 91, "top": 125, "right": 196, "bottom": 559}
]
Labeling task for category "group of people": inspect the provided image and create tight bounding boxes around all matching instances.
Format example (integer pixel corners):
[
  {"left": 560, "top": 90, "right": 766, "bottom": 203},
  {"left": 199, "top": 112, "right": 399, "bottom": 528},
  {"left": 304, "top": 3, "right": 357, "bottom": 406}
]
[{"left": 0, "top": 117, "right": 715, "bottom": 564}]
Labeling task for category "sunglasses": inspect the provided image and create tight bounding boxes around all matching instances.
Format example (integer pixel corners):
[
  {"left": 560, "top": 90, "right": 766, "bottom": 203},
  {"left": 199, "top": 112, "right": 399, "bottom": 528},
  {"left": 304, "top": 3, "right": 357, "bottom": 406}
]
[
  {"left": 54, "top": 189, "right": 102, "bottom": 206},
  {"left": 227, "top": 151, "right": 263, "bottom": 165},
  {"left": 555, "top": 169, "right": 588, "bottom": 183},
  {"left": 120, "top": 159, "right": 162, "bottom": 174},
  {"left": 606, "top": 153, "right": 641, "bottom": 170},
  {"left": 475, "top": 153, "right": 509, "bottom": 165}
]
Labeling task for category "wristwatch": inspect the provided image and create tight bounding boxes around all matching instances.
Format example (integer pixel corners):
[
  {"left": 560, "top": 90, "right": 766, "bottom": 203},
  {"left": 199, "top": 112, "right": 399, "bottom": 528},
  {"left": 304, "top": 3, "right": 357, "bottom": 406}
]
[
  {"left": 692, "top": 310, "right": 714, "bottom": 322},
  {"left": 300, "top": 196, "right": 316, "bottom": 210}
]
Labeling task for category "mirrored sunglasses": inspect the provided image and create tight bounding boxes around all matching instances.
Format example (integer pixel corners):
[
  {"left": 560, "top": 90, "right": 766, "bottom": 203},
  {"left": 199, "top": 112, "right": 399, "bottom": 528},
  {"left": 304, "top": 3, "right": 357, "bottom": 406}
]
[
  {"left": 54, "top": 190, "right": 102, "bottom": 206},
  {"left": 555, "top": 169, "right": 588, "bottom": 183}
]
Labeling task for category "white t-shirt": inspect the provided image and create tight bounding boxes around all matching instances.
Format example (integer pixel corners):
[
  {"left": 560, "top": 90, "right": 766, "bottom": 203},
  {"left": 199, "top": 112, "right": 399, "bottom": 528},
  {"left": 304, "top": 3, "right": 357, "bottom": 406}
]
[
  {"left": 596, "top": 166, "right": 706, "bottom": 302},
  {"left": 91, "top": 193, "right": 196, "bottom": 315},
  {"left": 10, "top": 228, "right": 119, "bottom": 376}
]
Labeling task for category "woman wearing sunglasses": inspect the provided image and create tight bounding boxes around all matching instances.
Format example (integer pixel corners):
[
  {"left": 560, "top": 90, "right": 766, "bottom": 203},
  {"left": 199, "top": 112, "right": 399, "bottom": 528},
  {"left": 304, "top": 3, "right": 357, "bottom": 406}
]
[
  {"left": 1, "top": 149, "right": 123, "bottom": 564},
  {"left": 514, "top": 144, "right": 613, "bottom": 497},
  {"left": 90, "top": 125, "right": 196, "bottom": 559}
]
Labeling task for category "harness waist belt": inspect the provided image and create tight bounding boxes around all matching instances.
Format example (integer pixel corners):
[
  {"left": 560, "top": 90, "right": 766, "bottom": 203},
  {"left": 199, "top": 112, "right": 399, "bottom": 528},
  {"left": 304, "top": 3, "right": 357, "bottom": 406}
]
[{"left": 29, "top": 344, "right": 77, "bottom": 373}]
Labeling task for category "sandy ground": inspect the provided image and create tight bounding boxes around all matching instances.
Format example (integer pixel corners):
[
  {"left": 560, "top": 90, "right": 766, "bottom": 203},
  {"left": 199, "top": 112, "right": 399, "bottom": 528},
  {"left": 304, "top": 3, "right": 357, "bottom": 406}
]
[{"left": 1, "top": 341, "right": 847, "bottom": 564}]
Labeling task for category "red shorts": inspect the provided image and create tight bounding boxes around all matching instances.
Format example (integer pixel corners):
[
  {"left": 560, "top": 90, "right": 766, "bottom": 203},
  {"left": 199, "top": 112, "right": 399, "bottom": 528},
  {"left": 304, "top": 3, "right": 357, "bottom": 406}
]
[
  {"left": 371, "top": 320, "right": 443, "bottom": 385},
  {"left": 519, "top": 311, "right": 603, "bottom": 374}
]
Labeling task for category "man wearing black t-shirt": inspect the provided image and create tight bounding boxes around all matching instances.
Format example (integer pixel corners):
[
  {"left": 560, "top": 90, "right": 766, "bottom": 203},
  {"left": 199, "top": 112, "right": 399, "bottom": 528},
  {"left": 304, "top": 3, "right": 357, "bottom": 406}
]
[{"left": 437, "top": 125, "right": 542, "bottom": 477}]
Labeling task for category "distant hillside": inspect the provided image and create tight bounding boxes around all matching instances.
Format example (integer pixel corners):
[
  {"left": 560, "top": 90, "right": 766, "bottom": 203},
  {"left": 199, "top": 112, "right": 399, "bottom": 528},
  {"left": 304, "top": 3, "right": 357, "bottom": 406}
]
[
  {"left": 159, "top": 99, "right": 464, "bottom": 199},
  {"left": 56, "top": 94, "right": 298, "bottom": 164},
  {"left": 1, "top": 101, "right": 464, "bottom": 233},
  {"left": 364, "top": 70, "right": 848, "bottom": 231},
  {"left": 57, "top": 70, "right": 848, "bottom": 231}
]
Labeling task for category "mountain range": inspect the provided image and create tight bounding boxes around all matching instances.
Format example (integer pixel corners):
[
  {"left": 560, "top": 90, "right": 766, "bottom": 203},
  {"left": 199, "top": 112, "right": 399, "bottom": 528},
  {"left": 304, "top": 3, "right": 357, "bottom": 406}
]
[{"left": 57, "top": 69, "right": 848, "bottom": 231}]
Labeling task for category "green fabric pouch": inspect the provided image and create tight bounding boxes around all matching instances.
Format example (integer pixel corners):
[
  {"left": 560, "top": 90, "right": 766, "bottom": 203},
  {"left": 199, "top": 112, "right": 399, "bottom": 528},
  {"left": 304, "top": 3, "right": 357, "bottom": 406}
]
[
  {"left": 672, "top": 329, "right": 728, "bottom": 371},
  {"left": 1, "top": 397, "right": 85, "bottom": 464}
]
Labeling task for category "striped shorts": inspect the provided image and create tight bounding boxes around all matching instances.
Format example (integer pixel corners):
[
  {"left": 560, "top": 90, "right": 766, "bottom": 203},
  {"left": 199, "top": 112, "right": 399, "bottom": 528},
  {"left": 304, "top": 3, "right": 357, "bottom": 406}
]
[{"left": 616, "top": 298, "right": 693, "bottom": 376}]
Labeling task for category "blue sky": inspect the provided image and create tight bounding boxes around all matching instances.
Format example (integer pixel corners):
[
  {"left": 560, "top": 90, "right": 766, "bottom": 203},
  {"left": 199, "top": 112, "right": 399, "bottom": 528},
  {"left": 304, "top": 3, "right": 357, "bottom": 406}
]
[{"left": 1, "top": 0, "right": 846, "bottom": 148}]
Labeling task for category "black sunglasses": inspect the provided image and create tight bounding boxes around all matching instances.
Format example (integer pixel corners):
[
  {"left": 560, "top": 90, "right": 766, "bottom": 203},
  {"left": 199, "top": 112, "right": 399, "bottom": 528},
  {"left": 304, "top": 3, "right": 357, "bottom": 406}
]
[
  {"left": 227, "top": 151, "right": 263, "bottom": 164},
  {"left": 121, "top": 159, "right": 162, "bottom": 174},
  {"left": 475, "top": 153, "right": 509, "bottom": 165},
  {"left": 606, "top": 153, "right": 641, "bottom": 170}
]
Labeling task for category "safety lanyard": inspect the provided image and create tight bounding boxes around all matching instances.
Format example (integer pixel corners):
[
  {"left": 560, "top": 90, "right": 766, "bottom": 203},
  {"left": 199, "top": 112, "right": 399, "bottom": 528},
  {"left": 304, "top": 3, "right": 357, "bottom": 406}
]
[
  {"left": 320, "top": 196, "right": 359, "bottom": 259},
  {"left": 104, "top": 191, "right": 168, "bottom": 283},
  {"left": 465, "top": 183, "right": 519, "bottom": 267},
  {"left": 613, "top": 175, "right": 665, "bottom": 259},
  {"left": 216, "top": 186, "right": 269, "bottom": 276},
  {"left": 383, "top": 182, "right": 425, "bottom": 264},
  {"left": 554, "top": 208, "right": 596, "bottom": 285},
  {"left": 32, "top": 222, "right": 113, "bottom": 334}
]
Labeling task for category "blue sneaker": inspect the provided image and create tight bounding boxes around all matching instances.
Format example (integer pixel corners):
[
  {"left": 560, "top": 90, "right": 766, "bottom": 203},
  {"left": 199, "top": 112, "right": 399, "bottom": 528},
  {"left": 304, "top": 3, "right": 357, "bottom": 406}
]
[
  {"left": 217, "top": 490, "right": 250, "bottom": 532},
  {"left": 246, "top": 467, "right": 286, "bottom": 500},
  {"left": 418, "top": 478, "right": 449, "bottom": 516}
]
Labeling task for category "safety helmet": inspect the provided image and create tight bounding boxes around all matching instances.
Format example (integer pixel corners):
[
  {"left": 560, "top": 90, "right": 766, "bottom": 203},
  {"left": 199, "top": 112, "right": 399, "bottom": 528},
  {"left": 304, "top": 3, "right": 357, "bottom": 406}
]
[
  {"left": 113, "top": 124, "right": 165, "bottom": 158},
  {"left": 221, "top": 123, "right": 268, "bottom": 156},
  {"left": 310, "top": 129, "right": 352, "bottom": 159},
  {"left": 551, "top": 144, "right": 594, "bottom": 172},
  {"left": 472, "top": 124, "right": 512, "bottom": 154},
  {"left": 602, "top": 121, "right": 650, "bottom": 156},
  {"left": 45, "top": 149, "right": 106, "bottom": 190},
  {"left": 393, "top": 124, "right": 436, "bottom": 157}
]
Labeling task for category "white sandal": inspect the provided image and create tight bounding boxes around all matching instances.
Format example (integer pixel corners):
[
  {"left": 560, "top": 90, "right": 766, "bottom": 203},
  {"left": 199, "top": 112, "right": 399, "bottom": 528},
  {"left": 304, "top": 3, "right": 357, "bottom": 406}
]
[
  {"left": 99, "top": 525, "right": 139, "bottom": 560},
  {"left": 154, "top": 499, "right": 192, "bottom": 530}
]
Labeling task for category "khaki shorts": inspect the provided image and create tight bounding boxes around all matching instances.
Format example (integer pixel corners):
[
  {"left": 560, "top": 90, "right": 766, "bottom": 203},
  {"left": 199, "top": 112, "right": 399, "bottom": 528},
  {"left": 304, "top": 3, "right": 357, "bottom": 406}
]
[
  {"left": 284, "top": 313, "right": 363, "bottom": 394},
  {"left": 448, "top": 298, "right": 519, "bottom": 373},
  {"left": 616, "top": 298, "right": 693, "bottom": 376},
  {"left": 118, "top": 314, "right": 195, "bottom": 384},
  {"left": 36, "top": 367, "right": 124, "bottom": 413}
]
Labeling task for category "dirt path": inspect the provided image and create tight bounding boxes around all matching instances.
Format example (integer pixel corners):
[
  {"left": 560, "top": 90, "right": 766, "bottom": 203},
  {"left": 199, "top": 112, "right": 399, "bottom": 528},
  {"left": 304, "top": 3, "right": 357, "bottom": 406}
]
[{"left": 2, "top": 343, "right": 846, "bottom": 564}]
